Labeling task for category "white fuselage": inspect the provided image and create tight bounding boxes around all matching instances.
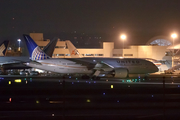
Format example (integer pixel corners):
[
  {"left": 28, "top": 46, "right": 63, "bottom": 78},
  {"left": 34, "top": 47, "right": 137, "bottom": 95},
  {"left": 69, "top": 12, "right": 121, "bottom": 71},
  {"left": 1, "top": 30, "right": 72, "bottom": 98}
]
[{"left": 25, "top": 58, "right": 158, "bottom": 74}]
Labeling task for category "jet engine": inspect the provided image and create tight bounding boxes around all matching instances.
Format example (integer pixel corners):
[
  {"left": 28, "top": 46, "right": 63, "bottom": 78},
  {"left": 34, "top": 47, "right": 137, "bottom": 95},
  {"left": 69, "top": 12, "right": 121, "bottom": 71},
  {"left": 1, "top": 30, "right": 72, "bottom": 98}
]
[{"left": 112, "top": 68, "right": 128, "bottom": 78}]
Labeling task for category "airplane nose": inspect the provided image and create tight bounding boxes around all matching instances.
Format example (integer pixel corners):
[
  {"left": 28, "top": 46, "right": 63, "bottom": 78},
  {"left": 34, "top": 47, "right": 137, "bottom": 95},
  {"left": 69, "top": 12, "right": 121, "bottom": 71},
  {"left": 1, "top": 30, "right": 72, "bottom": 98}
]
[{"left": 152, "top": 63, "right": 159, "bottom": 73}]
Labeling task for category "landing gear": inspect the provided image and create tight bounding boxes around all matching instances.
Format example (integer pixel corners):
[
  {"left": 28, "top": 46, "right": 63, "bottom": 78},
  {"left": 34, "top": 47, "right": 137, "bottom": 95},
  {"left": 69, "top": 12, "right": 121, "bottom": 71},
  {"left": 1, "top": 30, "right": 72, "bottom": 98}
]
[
  {"left": 91, "top": 76, "right": 100, "bottom": 80},
  {"left": 81, "top": 75, "right": 90, "bottom": 79}
]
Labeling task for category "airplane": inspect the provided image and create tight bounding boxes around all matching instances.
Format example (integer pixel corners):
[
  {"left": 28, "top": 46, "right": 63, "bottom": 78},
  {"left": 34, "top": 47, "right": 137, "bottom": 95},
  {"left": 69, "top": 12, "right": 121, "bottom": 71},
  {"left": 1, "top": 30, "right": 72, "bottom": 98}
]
[
  {"left": 66, "top": 40, "right": 82, "bottom": 58},
  {"left": 23, "top": 34, "right": 158, "bottom": 79},
  {"left": 0, "top": 40, "right": 9, "bottom": 56},
  {"left": 0, "top": 37, "right": 58, "bottom": 71},
  {"left": 66, "top": 40, "right": 162, "bottom": 69}
]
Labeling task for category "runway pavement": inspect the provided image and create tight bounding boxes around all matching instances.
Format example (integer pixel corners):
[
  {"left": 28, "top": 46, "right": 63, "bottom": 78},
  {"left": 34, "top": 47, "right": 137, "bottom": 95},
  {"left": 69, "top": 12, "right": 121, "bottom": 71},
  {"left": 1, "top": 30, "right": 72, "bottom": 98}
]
[{"left": 0, "top": 75, "right": 180, "bottom": 119}]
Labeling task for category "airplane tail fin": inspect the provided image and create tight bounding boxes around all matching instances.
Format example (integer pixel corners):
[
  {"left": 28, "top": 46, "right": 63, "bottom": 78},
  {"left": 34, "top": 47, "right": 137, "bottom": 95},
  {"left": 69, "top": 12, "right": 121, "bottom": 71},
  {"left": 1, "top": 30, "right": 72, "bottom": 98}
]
[
  {"left": 65, "top": 40, "right": 81, "bottom": 58},
  {"left": 0, "top": 40, "right": 9, "bottom": 56},
  {"left": 43, "top": 37, "right": 58, "bottom": 57},
  {"left": 23, "top": 34, "right": 50, "bottom": 60}
]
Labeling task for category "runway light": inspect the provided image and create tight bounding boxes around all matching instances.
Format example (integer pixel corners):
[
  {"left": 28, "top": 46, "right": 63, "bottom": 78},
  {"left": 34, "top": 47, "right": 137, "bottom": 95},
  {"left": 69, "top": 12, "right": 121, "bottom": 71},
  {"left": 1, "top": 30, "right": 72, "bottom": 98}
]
[
  {"left": 111, "top": 85, "right": 113, "bottom": 88},
  {"left": 15, "top": 79, "right": 21, "bottom": 83},
  {"left": 52, "top": 114, "right": 54, "bottom": 116},
  {"left": 87, "top": 99, "right": 91, "bottom": 103},
  {"left": 9, "top": 81, "right": 11, "bottom": 85},
  {"left": 103, "top": 93, "right": 105, "bottom": 95},
  {"left": 36, "top": 100, "right": 39, "bottom": 104}
]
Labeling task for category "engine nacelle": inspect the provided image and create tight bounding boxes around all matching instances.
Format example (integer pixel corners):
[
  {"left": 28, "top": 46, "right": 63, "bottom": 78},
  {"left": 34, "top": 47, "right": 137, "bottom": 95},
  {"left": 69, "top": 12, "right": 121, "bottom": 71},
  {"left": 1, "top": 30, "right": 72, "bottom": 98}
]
[{"left": 113, "top": 68, "right": 128, "bottom": 78}]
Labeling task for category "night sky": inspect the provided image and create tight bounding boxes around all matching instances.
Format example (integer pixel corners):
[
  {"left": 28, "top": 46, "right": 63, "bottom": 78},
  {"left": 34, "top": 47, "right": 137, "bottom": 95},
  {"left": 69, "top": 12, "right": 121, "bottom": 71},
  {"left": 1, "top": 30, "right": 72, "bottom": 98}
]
[{"left": 1, "top": 0, "right": 180, "bottom": 47}]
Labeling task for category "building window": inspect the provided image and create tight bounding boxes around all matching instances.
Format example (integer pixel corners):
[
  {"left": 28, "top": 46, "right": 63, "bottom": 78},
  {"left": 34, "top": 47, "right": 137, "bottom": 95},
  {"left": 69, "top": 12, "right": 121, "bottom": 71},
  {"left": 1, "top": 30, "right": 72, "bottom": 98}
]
[
  {"left": 124, "top": 54, "right": 133, "bottom": 56},
  {"left": 58, "top": 54, "right": 64, "bottom": 56},
  {"left": 85, "top": 54, "right": 94, "bottom": 56},
  {"left": 66, "top": 54, "right": 70, "bottom": 56},
  {"left": 95, "top": 54, "right": 103, "bottom": 56},
  {"left": 113, "top": 54, "right": 122, "bottom": 56}
]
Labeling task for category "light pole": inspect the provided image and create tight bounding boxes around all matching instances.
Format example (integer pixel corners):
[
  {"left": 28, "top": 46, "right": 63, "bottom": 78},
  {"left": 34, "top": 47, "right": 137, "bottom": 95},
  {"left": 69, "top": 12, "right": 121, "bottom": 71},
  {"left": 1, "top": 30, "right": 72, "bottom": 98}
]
[
  {"left": 171, "top": 33, "right": 177, "bottom": 67},
  {"left": 17, "top": 39, "right": 21, "bottom": 51},
  {"left": 120, "top": 35, "right": 126, "bottom": 49}
]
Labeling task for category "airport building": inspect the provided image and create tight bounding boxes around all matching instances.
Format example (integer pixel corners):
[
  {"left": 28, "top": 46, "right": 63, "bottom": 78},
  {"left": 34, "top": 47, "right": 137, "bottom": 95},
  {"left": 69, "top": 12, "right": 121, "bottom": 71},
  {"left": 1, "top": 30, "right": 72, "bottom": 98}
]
[{"left": 30, "top": 33, "right": 177, "bottom": 72}]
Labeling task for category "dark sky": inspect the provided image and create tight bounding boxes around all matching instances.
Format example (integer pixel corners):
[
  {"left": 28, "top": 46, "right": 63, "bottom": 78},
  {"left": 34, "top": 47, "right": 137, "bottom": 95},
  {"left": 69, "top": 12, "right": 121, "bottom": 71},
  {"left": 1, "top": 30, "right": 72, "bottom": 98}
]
[{"left": 1, "top": 0, "right": 180, "bottom": 46}]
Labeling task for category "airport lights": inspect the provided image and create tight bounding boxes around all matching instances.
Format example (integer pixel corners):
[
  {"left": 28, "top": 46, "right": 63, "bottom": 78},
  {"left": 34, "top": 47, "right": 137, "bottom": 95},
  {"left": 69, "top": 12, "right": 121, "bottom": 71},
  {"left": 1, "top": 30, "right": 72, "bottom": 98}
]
[
  {"left": 120, "top": 35, "right": 126, "bottom": 49},
  {"left": 171, "top": 33, "right": 177, "bottom": 67},
  {"left": 17, "top": 39, "right": 21, "bottom": 51}
]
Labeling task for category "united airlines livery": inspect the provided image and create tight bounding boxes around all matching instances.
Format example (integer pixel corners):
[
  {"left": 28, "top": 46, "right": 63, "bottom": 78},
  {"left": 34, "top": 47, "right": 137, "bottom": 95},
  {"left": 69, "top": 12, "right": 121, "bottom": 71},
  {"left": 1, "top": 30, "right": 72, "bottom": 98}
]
[{"left": 23, "top": 34, "right": 158, "bottom": 79}]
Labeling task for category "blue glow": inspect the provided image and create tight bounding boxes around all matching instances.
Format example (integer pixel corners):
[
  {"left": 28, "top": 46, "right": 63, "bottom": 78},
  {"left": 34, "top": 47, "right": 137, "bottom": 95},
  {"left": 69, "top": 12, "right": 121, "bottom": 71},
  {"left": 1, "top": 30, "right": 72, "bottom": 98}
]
[
  {"left": 30, "top": 79, "right": 32, "bottom": 82},
  {"left": 89, "top": 82, "right": 91, "bottom": 84},
  {"left": 94, "top": 81, "right": 96, "bottom": 83},
  {"left": 77, "top": 81, "right": 79, "bottom": 82},
  {"left": 178, "top": 85, "right": 180, "bottom": 87},
  {"left": 69, "top": 76, "right": 71, "bottom": 78},
  {"left": 59, "top": 80, "right": 60, "bottom": 82},
  {"left": 103, "top": 93, "right": 105, "bottom": 95},
  {"left": 117, "top": 100, "right": 119, "bottom": 103},
  {"left": 152, "top": 95, "right": 154, "bottom": 97},
  {"left": 86, "top": 81, "right": 88, "bottom": 83},
  {"left": 72, "top": 82, "right": 74, "bottom": 84}
]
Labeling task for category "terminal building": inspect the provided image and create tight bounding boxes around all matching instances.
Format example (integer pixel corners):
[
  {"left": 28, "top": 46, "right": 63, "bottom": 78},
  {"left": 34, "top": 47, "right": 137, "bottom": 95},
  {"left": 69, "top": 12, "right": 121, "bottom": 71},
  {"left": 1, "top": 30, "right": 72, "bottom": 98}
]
[{"left": 30, "top": 33, "right": 178, "bottom": 73}]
